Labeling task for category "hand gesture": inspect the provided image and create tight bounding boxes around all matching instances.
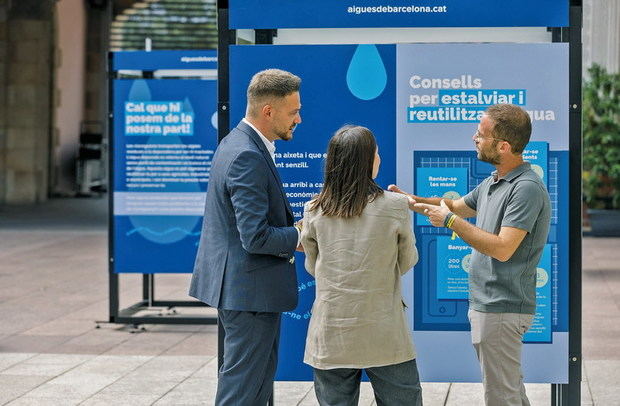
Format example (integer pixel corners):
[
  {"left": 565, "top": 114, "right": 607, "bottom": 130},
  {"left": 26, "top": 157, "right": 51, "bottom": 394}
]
[
  {"left": 387, "top": 184, "right": 417, "bottom": 210},
  {"left": 414, "top": 199, "right": 452, "bottom": 228}
]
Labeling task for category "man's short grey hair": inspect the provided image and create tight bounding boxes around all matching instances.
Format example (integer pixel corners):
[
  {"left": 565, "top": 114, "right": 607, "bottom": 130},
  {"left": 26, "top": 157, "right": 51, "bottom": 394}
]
[
  {"left": 485, "top": 104, "right": 532, "bottom": 154},
  {"left": 246, "top": 69, "right": 301, "bottom": 117}
]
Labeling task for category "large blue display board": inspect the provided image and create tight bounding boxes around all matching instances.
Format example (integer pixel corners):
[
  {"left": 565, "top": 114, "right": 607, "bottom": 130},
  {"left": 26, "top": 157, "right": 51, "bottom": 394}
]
[
  {"left": 112, "top": 51, "right": 217, "bottom": 274},
  {"left": 230, "top": 43, "right": 569, "bottom": 383},
  {"left": 397, "top": 43, "right": 569, "bottom": 382},
  {"left": 230, "top": 0, "right": 568, "bottom": 29},
  {"left": 231, "top": 44, "right": 396, "bottom": 380}
]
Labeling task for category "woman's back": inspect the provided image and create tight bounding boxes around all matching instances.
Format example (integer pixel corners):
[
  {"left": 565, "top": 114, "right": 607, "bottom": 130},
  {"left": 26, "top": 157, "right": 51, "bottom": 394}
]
[{"left": 302, "top": 191, "right": 418, "bottom": 369}]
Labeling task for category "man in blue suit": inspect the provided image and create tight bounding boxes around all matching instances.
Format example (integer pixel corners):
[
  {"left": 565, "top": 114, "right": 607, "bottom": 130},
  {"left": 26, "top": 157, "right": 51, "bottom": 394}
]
[{"left": 189, "top": 69, "right": 302, "bottom": 405}]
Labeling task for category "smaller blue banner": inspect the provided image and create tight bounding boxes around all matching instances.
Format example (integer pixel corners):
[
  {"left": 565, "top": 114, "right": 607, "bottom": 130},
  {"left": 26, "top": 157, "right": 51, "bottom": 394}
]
[
  {"left": 113, "top": 78, "right": 217, "bottom": 274},
  {"left": 523, "top": 141, "right": 549, "bottom": 189},
  {"left": 523, "top": 244, "right": 553, "bottom": 343},
  {"left": 415, "top": 167, "right": 468, "bottom": 227},
  {"left": 436, "top": 236, "right": 472, "bottom": 300},
  {"left": 112, "top": 50, "right": 217, "bottom": 71}
]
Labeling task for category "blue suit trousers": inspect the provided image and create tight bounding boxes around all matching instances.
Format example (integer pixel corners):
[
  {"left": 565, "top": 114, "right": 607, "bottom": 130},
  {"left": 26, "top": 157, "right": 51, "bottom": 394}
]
[{"left": 216, "top": 310, "right": 281, "bottom": 406}]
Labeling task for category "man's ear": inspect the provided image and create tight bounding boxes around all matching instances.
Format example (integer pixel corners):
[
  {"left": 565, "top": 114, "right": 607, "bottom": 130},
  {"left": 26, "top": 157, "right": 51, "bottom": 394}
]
[
  {"left": 499, "top": 140, "right": 512, "bottom": 155},
  {"left": 261, "top": 104, "right": 272, "bottom": 119}
]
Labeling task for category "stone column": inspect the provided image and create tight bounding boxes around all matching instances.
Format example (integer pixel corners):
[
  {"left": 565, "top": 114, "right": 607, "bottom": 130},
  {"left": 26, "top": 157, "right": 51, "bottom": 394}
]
[{"left": 2, "top": 0, "right": 54, "bottom": 204}]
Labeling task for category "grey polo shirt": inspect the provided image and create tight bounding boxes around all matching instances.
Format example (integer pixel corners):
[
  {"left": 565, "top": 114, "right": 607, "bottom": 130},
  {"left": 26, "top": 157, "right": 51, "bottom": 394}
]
[{"left": 463, "top": 162, "right": 551, "bottom": 314}]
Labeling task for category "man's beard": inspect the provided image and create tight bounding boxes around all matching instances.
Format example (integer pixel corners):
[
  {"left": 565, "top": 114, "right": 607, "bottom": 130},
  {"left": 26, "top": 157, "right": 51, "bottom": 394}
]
[
  {"left": 276, "top": 124, "right": 296, "bottom": 141},
  {"left": 478, "top": 144, "right": 501, "bottom": 165}
]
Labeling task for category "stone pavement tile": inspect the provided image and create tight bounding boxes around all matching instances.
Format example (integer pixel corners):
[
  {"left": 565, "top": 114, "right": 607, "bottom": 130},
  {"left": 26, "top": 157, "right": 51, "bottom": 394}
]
[
  {"left": 583, "top": 336, "right": 620, "bottom": 360},
  {"left": 153, "top": 377, "right": 217, "bottom": 405},
  {"left": 46, "top": 327, "right": 133, "bottom": 355},
  {"left": 288, "top": 383, "right": 318, "bottom": 406},
  {"left": 589, "top": 258, "right": 620, "bottom": 273},
  {"left": 582, "top": 296, "right": 618, "bottom": 317},
  {"left": 446, "top": 383, "right": 550, "bottom": 405},
  {"left": 0, "top": 353, "right": 93, "bottom": 376},
  {"left": 0, "top": 352, "right": 35, "bottom": 371},
  {"left": 20, "top": 318, "right": 96, "bottom": 337},
  {"left": 15, "top": 356, "right": 153, "bottom": 402},
  {"left": 96, "top": 376, "right": 179, "bottom": 396},
  {"left": 0, "top": 375, "right": 51, "bottom": 405},
  {"left": 81, "top": 393, "right": 163, "bottom": 406},
  {"left": 583, "top": 319, "right": 620, "bottom": 338},
  {"left": 149, "top": 324, "right": 213, "bottom": 334},
  {"left": 0, "top": 232, "right": 80, "bottom": 260},
  {"left": 297, "top": 388, "right": 320, "bottom": 406},
  {"left": 420, "top": 382, "right": 450, "bottom": 404},
  {"left": 57, "top": 354, "right": 153, "bottom": 378},
  {"left": 582, "top": 381, "right": 594, "bottom": 406},
  {"left": 584, "top": 359, "right": 620, "bottom": 405},
  {"left": 19, "top": 380, "right": 113, "bottom": 401},
  {"left": 445, "top": 382, "right": 484, "bottom": 405},
  {"left": 296, "top": 382, "right": 376, "bottom": 406},
  {"left": 0, "top": 334, "right": 73, "bottom": 353},
  {"left": 523, "top": 383, "right": 550, "bottom": 404},
  {"left": 6, "top": 395, "right": 84, "bottom": 406},
  {"left": 162, "top": 329, "right": 218, "bottom": 357},
  {"left": 189, "top": 356, "right": 217, "bottom": 379},
  {"left": 103, "top": 331, "right": 193, "bottom": 356},
  {"left": 274, "top": 381, "right": 314, "bottom": 405},
  {"left": 124, "top": 355, "right": 210, "bottom": 381},
  {"left": 358, "top": 382, "right": 376, "bottom": 406},
  {"left": 63, "top": 299, "right": 109, "bottom": 321},
  {"left": 581, "top": 362, "right": 594, "bottom": 405}
]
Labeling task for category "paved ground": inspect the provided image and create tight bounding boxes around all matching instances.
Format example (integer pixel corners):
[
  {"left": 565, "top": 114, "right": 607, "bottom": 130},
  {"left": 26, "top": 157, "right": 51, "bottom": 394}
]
[{"left": 0, "top": 197, "right": 618, "bottom": 405}]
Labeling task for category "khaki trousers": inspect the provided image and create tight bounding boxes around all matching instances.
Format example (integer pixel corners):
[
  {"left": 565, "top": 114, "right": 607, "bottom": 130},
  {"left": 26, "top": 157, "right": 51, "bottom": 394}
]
[{"left": 468, "top": 309, "right": 534, "bottom": 406}]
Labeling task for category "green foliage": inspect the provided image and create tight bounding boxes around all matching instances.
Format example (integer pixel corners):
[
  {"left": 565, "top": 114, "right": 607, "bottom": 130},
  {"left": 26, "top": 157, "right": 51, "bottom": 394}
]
[{"left": 583, "top": 64, "right": 620, "bottom": 209}]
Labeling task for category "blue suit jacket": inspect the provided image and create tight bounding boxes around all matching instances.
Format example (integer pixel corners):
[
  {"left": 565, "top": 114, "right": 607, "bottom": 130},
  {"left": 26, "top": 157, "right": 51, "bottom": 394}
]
[{"left": 189, "top": 121, "right": 299, "bottom": 312}]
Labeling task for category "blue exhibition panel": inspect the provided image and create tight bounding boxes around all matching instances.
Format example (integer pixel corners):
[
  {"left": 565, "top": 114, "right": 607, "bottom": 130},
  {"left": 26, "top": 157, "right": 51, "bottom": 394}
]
[
  {"left": 230, "top": 44, "right": 397, "bottom": 381},
  {"left": 230, "top": 0, "right": 568, "bottom": 29},
  {"left": 399, "top": 43, "right": 569, "bottom": 383},
  {"left": 230, "top": 42, "right": 570, "bottom": 384},
  {"left": 112, "top": 51, "right": 217, "bottom": 274}
]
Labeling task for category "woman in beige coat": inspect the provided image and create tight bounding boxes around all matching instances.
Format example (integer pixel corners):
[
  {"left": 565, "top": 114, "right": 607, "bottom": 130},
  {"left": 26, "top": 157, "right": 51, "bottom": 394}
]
[{"left": 300, "top": 125, "right": 422, "bottom": 406}]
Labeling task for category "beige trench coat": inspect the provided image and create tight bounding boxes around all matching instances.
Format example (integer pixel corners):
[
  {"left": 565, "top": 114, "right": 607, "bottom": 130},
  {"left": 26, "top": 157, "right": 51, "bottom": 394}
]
[{"left": 301, "top": 191, "right": 419, "bottom": 369}]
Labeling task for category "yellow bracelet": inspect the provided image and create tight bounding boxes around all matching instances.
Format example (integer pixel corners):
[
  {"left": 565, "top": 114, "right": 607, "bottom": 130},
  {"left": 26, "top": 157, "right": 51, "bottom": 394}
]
[{"left": 446, "top": 214, "right": 458, "bottom": 229}]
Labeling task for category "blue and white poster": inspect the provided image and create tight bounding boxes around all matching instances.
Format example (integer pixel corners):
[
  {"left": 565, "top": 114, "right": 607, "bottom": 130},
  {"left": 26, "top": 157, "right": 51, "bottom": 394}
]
[
  {"left": 397, "top": 43, "right": 569, "bottom": 383},
  {"left": 415, "top": 167, "right": 468, "bottom": 226},
  {"left": 524, "top": 244, "right": 553, "bottom": 343},
  {"left": 229, "top": 43, "right": 569, "bottom": 384},
  {"left": 112, "top": 59, "right": 218, "bottom": 273},
  {"left": 230, "top": 44, "right": 396, "bottom": 381},
  {"left": 230, "top": 0, "right": 568, "bottom": 29},
  {"left": 436, "top": 236, "right": 471, "bottom": 300},
  {"left": 523, "top": 141, "right": 550, "bottom": 188}
]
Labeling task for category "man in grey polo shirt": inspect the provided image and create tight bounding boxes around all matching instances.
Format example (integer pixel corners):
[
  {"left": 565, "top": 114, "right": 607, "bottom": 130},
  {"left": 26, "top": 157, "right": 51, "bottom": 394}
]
[{"left": 390, "top": 104, "right": 551, "bottom": 406}]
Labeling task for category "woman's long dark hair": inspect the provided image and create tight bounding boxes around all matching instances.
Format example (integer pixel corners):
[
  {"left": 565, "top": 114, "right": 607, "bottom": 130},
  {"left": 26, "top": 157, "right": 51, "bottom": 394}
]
[{"left": 309, "top": 125, "right": 383, "bottom": 218}]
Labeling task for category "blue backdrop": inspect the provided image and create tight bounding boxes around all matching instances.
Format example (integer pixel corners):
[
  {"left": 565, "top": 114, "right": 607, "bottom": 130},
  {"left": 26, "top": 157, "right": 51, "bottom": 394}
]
[
  {"left": 230, "top": 43, "right": 570, "bottom": 383},
  {"left": 230, "top": 44, "right": 397, "bottom": 380}
]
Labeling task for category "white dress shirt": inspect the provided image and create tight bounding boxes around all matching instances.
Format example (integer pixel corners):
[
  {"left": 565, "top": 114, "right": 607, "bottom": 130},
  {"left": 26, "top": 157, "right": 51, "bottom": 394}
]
[{"left": 243, "top": 118, "right": 275, "bottom": 163}]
